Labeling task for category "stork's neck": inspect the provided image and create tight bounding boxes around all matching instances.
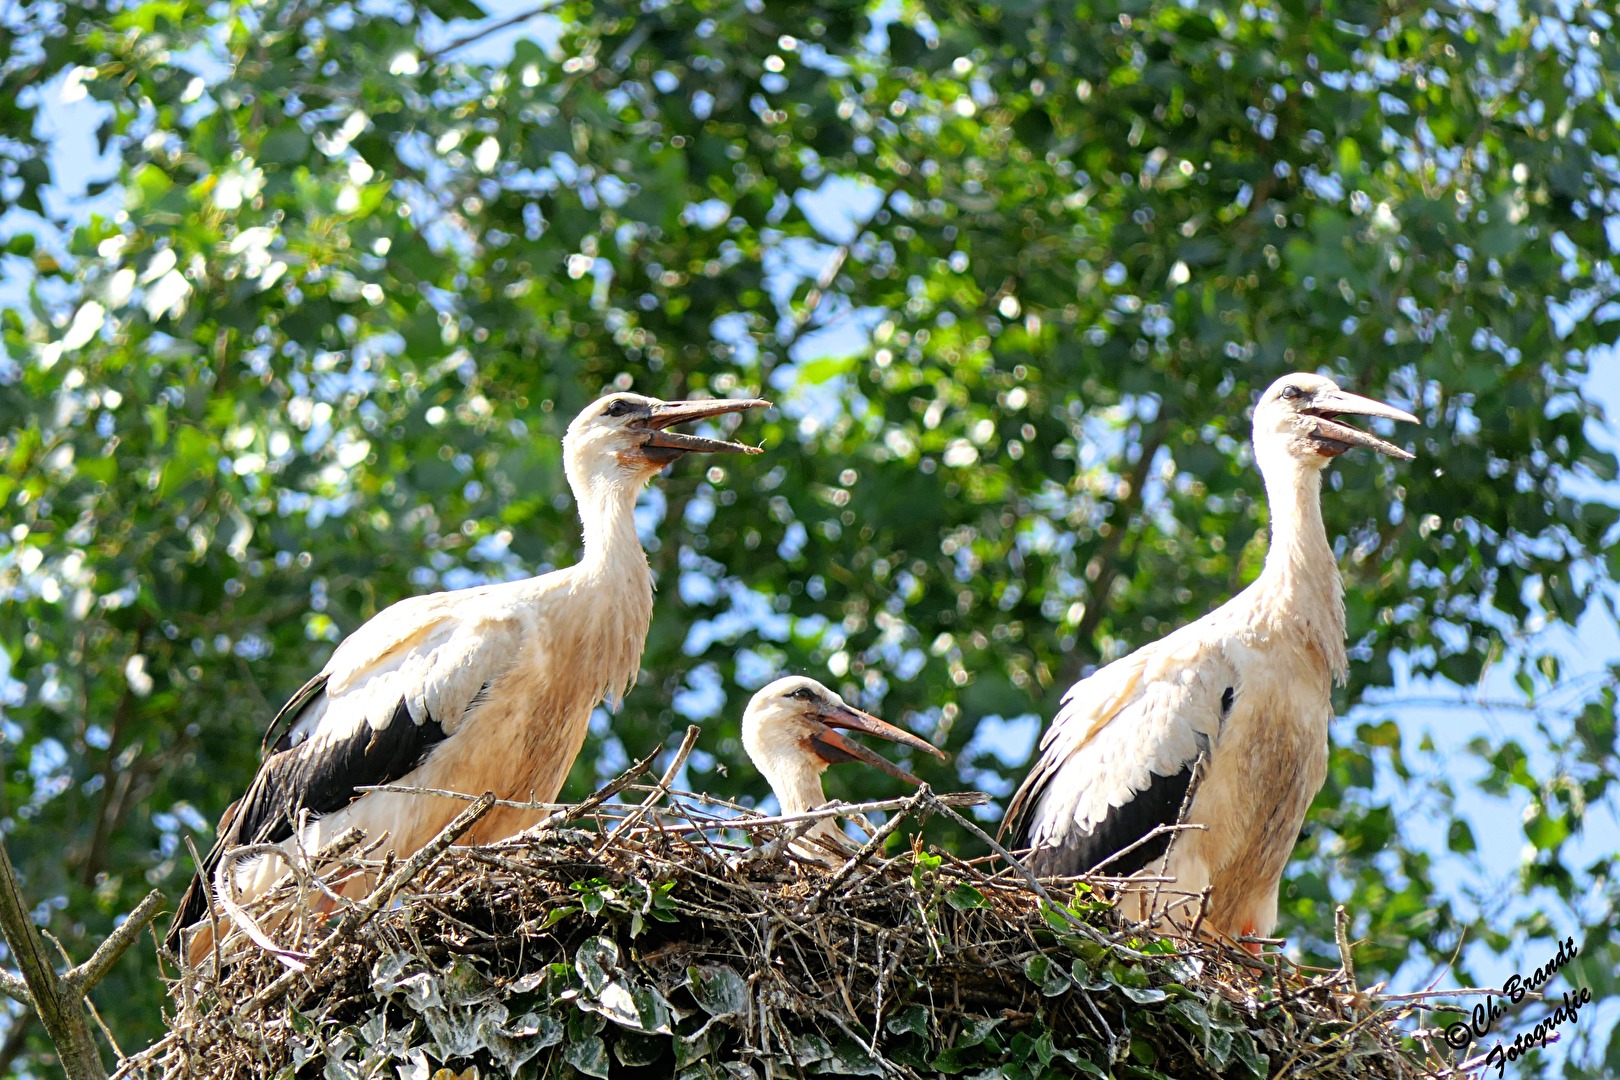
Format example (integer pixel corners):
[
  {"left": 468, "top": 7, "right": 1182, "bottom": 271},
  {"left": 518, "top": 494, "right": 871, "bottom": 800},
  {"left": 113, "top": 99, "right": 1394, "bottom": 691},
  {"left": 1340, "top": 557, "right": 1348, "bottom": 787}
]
[
  {"left": 573, "top": 477, "right": 647, "bottom": 576},
  {"left": 559, "top": 466, "right": 656, "bottom": 708},
  {"left": 1255, "top": 460, "right": 1348, "bottom": 681},
  {"left": 770, "top": 761, "right": 829, "bottom": 818},
  {"left": 765, "top": 757, "right": 847, "bottom": 847}
]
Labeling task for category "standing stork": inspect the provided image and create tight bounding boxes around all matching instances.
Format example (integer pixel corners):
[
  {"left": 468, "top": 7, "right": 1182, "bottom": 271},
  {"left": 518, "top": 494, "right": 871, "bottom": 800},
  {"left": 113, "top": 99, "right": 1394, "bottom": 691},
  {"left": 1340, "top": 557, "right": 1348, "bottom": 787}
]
[
  {"left": 167, "top": 390, "right": 769, "bottom": 962},
  {"left": 1002, "top": 373, "right": 1418, "bottom": 951},
  {"left": 742, "top": 676, "right": 945, "bottom": 858}
]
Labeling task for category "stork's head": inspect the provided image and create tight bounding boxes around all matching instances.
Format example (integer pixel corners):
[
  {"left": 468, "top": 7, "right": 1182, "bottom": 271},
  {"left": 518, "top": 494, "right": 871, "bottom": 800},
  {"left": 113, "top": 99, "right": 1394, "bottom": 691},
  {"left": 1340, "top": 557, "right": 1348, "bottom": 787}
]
[
  {"left": 742, "top": 676, "right": 945, "bottom": 815},
  {"left": 1252, "top": 373, "right": 1418, "bottom": 471},
  {"left": 563, "top": 390, "right": 769, "bottom": 490}
]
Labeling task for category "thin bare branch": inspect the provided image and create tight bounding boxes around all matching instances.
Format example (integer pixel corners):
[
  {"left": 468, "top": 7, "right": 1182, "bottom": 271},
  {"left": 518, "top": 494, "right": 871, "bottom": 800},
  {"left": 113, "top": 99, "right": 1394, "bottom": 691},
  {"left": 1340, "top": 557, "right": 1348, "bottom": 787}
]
[
  {"left": 599, "top": 725, "right": 701, "bottom": 848},
  {"left": 64, "top": 891, "right": 164, "bottom": 996},
  {"left": 242, "top": 791, "right": 498, "bottom": 1018},
  {"left": 0, "top": 970, "right": 31, "bottom": 1007},
  {"left": 425, "top": 0, "right": 563, "bottom": 62},
  {"left": 804, "top": 785, "right": 934, "bottom": 911}
]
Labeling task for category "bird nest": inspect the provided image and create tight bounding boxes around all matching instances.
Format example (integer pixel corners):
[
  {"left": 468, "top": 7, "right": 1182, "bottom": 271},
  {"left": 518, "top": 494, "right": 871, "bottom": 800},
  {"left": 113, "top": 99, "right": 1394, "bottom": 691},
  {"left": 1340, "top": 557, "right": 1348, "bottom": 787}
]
[{"left": 119, "top": 733, "right": 1446, "bottom": 1080}]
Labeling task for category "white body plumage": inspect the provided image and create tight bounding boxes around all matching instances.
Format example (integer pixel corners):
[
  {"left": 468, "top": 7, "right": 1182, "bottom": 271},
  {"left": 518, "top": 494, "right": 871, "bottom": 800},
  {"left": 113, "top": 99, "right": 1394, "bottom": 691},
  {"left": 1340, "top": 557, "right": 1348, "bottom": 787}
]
[
  {"left": 1006, "top": 373, "right": 1417, "bottom": 949},
  {"left": 169, "top": 391, "right": 767, "bottom": 961}
]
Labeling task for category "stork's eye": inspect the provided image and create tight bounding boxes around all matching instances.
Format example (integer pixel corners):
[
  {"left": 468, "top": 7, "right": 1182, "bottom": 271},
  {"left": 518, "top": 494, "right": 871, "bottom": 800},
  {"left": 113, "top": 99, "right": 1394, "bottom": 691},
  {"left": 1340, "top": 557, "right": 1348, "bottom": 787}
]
[
  {"left": 789, "top": 687, "right": 818, "bottom": 702},
  {"left": 602, "top": 399, "right": 635, "bottom": 418},
  {"left": 1280, "top": 384, "right": 1307, "bottom": 401}
]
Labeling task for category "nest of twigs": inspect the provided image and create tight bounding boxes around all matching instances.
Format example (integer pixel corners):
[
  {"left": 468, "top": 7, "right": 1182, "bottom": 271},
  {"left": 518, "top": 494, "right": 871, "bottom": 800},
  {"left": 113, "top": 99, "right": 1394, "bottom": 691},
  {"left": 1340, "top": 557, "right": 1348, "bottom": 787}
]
[{"left": 119, "top": 731, "right": 1443, "bottom": 1079}]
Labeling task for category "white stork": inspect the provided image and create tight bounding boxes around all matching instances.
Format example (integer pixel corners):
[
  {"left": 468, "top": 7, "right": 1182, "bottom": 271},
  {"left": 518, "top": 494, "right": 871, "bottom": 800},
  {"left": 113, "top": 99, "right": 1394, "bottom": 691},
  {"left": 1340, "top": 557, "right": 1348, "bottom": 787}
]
[
  {"left": 1002, "top": 373, "right": 1418, "bottom": 951},
  {"left": 742, "top": 676, "right": 945, "bottom": 858},
  {"left": 167, "top": 390, "right": 768, "bottom": 961}
]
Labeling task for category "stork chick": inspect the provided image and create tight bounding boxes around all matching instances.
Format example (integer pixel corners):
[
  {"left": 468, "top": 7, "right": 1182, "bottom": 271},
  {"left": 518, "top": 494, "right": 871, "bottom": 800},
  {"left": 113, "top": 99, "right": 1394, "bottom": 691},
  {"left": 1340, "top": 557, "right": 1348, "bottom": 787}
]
[
  {"left": 743, "top": 676, "right": 945, "bottom": 859},
  {"left": 1003, "top": 373, "right": 1418, "bottom": 952},
  {"left": 168, "top": 390, "right": 769, "bottom": 963}
]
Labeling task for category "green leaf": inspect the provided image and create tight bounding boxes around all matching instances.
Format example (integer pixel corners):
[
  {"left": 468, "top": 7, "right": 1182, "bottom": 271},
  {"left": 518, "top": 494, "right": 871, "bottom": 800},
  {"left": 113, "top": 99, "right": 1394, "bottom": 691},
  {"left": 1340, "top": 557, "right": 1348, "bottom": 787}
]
[
  {"left": 1337, "top": 137, "right": 1362, "bottom": 175},
  {"left": 815, "top": 1037, "right": 884, "bottom": 1076},
  {"left": 157, "top": 426, "right": 214, "bottom": 499},
  {"left": 687, "top": 964, "right": 747, "bottom": 1017},
  {"left": 1117, "top": 984, "right": 1168, "bottom": 1005},
  {"left": 614, "top": 1029, "right": 665, "bottom": 1067},
  {"left": 789, "top": 1031, "right": 833, "bottom": 1067},
  {"left": 1230, "top": 1030, "right": 1269, "bottom": 1078},
  {"left": 885, "top": 1004, "right": 929, "bottom": 1036},
  {"left": 946, "top": 883, "right": 988, "bottom": 911},
  {"left": 799, "top": 354, "right": 857, "bottom": 386},
  {"left": 575, "top": 937, "right": 618, "bottom": 996},
  {"left": 1022, "top": 954, "right": 1070, "bottom": 996},
  {"left": 564, "top": 1034, "right": 611, "bottom": 1079},
  {"left": 956, "top": 1015, "right": 1002, "bottom": 1048}
]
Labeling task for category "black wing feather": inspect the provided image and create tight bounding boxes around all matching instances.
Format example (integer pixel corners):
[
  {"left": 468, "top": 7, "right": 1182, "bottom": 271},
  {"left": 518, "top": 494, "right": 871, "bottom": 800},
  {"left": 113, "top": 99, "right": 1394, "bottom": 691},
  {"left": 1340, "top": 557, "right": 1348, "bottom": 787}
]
[
  {"left": 1022, "top": 732, "right": 1213, "bottom": 879},
  {"left": 166, "top": 694, "right": 449, "bottom": 950},
  {"left": 260, "top": 672, "right": 330, "bottom": 755},
  {"left": 1022, "top": 762, "right": 1195, "bottom": 878}
]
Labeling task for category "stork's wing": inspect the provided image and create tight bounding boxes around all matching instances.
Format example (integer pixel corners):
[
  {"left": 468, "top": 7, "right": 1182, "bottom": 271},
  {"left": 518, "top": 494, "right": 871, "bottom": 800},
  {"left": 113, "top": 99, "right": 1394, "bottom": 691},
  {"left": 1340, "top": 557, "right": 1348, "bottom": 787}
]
[
  {"left": 166, "top": 586, "right": 528, "bottom": 950},
  {"left": 1003, "top": 629, "right": 1238, "bottom": 878}
]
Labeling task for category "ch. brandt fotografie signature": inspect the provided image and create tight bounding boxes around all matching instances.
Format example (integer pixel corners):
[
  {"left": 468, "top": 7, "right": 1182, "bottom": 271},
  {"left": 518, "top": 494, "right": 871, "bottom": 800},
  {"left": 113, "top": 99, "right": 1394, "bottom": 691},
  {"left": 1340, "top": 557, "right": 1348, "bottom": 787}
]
[{"left": 1443, "top": 936, "right": 1593, "bottom": 1074}]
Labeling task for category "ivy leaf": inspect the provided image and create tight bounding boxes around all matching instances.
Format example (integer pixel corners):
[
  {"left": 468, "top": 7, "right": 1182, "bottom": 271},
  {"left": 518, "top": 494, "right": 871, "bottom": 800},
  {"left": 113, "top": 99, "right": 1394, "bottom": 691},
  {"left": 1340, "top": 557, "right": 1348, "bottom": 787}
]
[
  {"left": 1117, "top": 984, "right": 1169, "bottom": 1005},
  {"left": 575, "top": 937, "right": 619, "bottom": 996},
  {"left": 614, "top": 1029, "right": 666, "bottom": 1067},
  {"left": 789, "top": 1031, "right": 834, "bottom": 1067},
  {"left": 563, "top": 1034, "right": 611, "bottom": 1079},
  {"left": 957, "top": 1015, "right": 1003, "bottom": 1049},
  {"left": 1230, "top": 1030, "right": 1270, "bottom": 1078},
  {"left": 885, "top": 1004, "right": 930, "bottom": 1036},
  {"left": 814, "top": 1037, "right": 883, "bottom": 1076},
  {"left": 1022, "top": 954, "right": 1071, "bottom": 997},
  {"left": 687, "top": 964, "right": 747, "bottom": 1018},
  {"left": 542, "top": 905, "right": 578, "bottom": 929}
]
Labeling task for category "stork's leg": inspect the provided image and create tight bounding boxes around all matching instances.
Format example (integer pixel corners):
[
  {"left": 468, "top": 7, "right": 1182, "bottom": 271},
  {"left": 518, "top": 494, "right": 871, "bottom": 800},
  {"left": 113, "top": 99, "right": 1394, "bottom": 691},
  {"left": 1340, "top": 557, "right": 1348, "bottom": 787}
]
[{"left": 1240, "top": 922, "right": 1262, "bottom": 955}]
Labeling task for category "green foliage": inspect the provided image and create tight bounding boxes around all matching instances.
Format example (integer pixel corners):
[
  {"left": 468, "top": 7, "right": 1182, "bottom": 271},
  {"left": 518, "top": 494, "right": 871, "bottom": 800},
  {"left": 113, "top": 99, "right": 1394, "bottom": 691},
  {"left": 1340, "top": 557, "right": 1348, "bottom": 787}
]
[{"left": 0, "top": 0, "right": 1617, "bottom": 1073}]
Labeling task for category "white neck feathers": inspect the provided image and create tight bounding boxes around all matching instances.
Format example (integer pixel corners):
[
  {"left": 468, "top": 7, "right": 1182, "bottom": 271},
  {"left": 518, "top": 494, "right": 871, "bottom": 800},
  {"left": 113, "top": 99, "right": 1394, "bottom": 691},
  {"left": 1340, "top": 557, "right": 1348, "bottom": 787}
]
[
  {"left": 1253, "top": 454, "right": 1348, "bottom": 683},
  {"left": 773, "top": 762, "right": 846, "bottom": 849},
  {"left": 769, "top": 758, "right": 830, "bottom": 818},
  {"left": 744, "top": 718, "right": 845, "bottom": 847},
  {"left": 557, "top": 461, "right": 656, "bottom": 708}
]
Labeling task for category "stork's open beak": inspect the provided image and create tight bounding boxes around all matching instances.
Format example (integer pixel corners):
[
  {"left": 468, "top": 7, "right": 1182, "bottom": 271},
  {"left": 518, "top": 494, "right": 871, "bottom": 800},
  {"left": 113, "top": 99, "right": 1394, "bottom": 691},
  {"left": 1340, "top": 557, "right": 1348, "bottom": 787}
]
[
  {"left": 1301, "top": 390, "right": 1420, "bottom": 460},
  {"left": 631, "top": 397, "right": 771, "bottom": 465},
  {"left": 805, "top": 703, "right": 947, "bottom": 785}
]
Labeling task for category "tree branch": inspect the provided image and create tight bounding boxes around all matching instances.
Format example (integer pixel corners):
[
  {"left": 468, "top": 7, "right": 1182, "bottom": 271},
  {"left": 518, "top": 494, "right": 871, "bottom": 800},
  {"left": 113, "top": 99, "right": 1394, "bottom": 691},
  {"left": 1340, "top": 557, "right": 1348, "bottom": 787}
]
[
  {"left": 0, "top": 838, "right": 106, "bottom": 1079},
  {"left": 64, "top": 891, "right": 165, "bottom": 997},
  {"left": 0, "top": 971, "right": 31, "bottom": 1008},
  {"left": 425, "top": 0, "right": 563, "bottom": 62}
]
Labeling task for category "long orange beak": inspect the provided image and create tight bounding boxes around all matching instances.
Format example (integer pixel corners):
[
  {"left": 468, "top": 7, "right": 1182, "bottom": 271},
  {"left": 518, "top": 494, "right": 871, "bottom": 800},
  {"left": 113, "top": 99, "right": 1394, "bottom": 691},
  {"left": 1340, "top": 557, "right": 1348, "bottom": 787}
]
[
  {"left": 630, "top": 397, "right": 770, "bottom": 465},
  {"left": 805, "top": 702, "right": 947, "bottom": 784},
  {"left": 1301, "top": 389, "right": 1420, "bottom": 460}
]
